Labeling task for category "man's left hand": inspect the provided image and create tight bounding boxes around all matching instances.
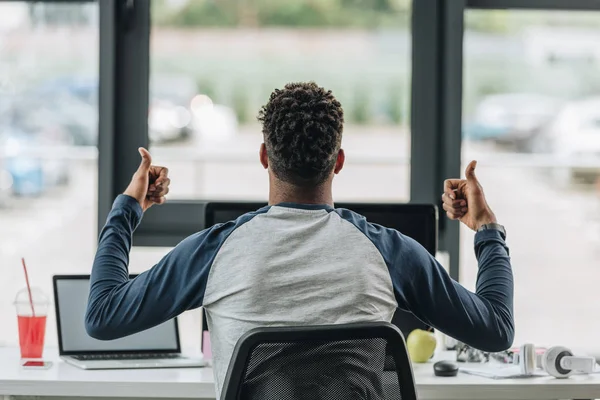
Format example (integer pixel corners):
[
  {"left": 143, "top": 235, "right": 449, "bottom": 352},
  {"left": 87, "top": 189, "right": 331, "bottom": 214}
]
[{"left": 124, "top": 147, "right": 170, "bottom": 212}]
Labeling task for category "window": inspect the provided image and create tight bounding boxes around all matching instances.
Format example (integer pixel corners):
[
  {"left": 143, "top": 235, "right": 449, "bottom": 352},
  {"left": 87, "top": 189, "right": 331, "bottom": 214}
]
[
  {"left": 148, "top": 0, "right": 412, "bottom": 202},
  {"left": 0, "top": 1, "right": 98, "bottom": 347},
  {"left": 129, "top": 1, "right": 413, "bottom": 349},
  {"left": 461, "top": 9, "right": 600, "bottom": 349}
]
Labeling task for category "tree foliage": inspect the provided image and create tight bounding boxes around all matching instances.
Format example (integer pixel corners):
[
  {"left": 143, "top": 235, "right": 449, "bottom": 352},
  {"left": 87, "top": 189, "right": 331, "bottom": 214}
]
[{"left": 152, "top": 0, "right": 411, "bottom": 28}]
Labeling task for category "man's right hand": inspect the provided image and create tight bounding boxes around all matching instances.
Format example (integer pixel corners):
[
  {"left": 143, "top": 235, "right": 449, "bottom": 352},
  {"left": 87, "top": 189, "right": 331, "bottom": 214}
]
[
  {"left": 123, "top": 148, "right": 170, "bottom": 212},
  {"left": 442, "top": 160, "right": 497, "bottom": 231}
]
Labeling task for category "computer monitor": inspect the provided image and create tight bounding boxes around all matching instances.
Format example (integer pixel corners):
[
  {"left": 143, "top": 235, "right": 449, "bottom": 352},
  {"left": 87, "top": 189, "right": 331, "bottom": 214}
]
[
  {"left": 336, "top": 203, "right": 438, "bottom": 256},
  {"left": 205, "top": 202, "right": 437, "bottom": 256},
  {"left": 202, "top": 201, "right": 439, "bottom": 339}
]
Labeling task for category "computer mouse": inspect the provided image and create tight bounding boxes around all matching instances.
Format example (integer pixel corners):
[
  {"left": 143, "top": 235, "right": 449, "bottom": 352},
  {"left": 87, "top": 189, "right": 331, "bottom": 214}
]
[{"left": 433, "top": 360, "right": 459, "bottom": 377}]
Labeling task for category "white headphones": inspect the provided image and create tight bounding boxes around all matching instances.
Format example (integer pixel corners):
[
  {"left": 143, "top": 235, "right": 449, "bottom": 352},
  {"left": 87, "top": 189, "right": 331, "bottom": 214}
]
[
  {"left": 514, "top": 343, "right": 597, "bottom": 378},
  {"left": 514, "top": 343, "right": 537, "bottom": 375},
  {"left": 542, "top": 346, "right": 596, "bottom": 378}
]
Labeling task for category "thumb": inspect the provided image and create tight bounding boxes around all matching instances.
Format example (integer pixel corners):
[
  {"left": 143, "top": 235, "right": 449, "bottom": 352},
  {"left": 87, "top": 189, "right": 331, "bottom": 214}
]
[
  {"left": 465, "top": 160, "right": 478, "bottom": 183},
  {"left": 137, "top": 147, "right": 152, "bottom": 173}
]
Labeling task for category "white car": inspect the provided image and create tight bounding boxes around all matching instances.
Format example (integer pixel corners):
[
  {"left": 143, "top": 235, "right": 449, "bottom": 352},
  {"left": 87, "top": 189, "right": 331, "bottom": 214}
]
[
  {"left": 149, "top": 75, "right": 197, "bottom": 143},
  {"left": 537, "top": 97, "right": 600, "bottom": 184},
  {"left": 463, "top": 93, "right": 562, "bottom": 152}
]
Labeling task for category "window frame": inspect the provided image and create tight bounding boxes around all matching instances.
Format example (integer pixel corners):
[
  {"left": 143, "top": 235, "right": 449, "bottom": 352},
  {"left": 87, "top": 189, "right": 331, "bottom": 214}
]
[
  {"left": 106, "top": 1, "right": 438, "bottom": 253},
  {"left": 101, "top": 0, "right": 600, "bottom": 281},
  {"left": 100, "top": 0, "right": 467, "bottom": 279},
  {"left": 437, "top": 0, "right": 600, "bottom": 281},
  {"left": 0, "top": 0, "right": 150, "bottom": 249}
]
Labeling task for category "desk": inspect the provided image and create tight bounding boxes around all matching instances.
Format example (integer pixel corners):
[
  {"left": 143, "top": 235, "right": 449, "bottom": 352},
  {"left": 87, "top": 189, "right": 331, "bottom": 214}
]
[{"left": 1, "top": 347, "right": 600, "bottom": 400}]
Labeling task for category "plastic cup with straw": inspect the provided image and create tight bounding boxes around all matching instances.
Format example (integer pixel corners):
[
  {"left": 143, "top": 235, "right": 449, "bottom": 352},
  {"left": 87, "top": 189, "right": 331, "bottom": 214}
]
[{"left": 14, "top": 258, "right": 49, "bottom": 359}]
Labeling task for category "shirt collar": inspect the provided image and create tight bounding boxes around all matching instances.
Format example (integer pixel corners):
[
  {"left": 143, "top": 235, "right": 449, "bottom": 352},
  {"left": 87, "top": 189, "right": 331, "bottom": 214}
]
[{"left": 272, "top": 202, "right": 334, "bottom": 211}]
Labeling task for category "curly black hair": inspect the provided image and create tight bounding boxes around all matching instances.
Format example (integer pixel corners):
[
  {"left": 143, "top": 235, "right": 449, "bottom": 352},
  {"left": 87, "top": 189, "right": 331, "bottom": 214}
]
[{"left": 258, "top": 81, "right": 344, "bottom": 187}]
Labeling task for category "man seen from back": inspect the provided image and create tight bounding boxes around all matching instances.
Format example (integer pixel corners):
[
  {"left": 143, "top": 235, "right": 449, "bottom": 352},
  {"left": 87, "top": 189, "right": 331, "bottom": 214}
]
[{"left": 85, "top": 81, "right": 513, "bottom": 397}]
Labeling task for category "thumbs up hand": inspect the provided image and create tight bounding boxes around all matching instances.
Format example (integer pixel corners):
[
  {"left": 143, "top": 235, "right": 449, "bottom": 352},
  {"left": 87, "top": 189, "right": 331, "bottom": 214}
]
[
  {"left": 124, "top": 147, "right": 170, "bottom": 212},
  {"left": 442, "top": 160, "right": 496, "bottom": 231}
]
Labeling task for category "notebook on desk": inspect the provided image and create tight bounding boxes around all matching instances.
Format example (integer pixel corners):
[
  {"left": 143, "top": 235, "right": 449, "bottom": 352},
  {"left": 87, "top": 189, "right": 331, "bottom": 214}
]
[{"left": 53, "top": 275, "right": 206, "bottom": 370}]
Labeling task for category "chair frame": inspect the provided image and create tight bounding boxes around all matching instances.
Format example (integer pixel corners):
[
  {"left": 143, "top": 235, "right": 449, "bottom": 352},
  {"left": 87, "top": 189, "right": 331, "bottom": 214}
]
[{"left": 220, "top": 322, "right": 418, "bottom": 400}]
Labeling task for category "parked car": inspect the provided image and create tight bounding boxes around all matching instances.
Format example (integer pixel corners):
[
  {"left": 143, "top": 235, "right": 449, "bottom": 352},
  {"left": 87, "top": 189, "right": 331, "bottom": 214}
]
[
  {"left": 150, "top": 75, "right": 197, "bottom": 142},
  {"left": 463, "top": 93, "right": 563, "bottom": 152},
  {"left": 36, "top": 76, "right": 97, "bottom": 105},
  {"left": 13, "top": 90, "right": 97, "bottom": 146},
  {"left": 0, "top": 129, "right": 45, "bottom": 196},
  {"left": 0, "top": 125, "right": 71, "bottom": 197},
  {"left": 531, "top": 97, "right": 600, "bottom": 184},
  {"left": 33, "top": 75, "right": 197, "bottom": 144},
  {"left": 149, "top": 96, "right": 193, "bottom": 143}
]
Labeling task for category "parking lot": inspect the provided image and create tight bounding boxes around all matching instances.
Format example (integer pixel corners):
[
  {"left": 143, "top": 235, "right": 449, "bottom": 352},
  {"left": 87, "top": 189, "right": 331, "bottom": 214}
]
[{"left": 1, "top": 127, "right": 600, "bottom": 354}]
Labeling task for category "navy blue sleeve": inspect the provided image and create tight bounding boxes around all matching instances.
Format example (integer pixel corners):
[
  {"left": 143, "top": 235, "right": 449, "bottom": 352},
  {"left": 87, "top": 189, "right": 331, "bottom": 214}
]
[
  {"left": 337, "top": 209, "right": 514, "bottom": 353},
  {"left": 85, "top": 195, "right": 249, "bottom": 340}
]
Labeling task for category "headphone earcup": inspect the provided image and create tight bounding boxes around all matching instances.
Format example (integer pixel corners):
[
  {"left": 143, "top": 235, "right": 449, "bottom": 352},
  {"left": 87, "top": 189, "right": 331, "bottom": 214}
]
[
  {"left": 542, "top": 346, "right": 574, "bottom": 378},
  {"left": 520, "top": 343, "right": 536, "bottom": 375}
]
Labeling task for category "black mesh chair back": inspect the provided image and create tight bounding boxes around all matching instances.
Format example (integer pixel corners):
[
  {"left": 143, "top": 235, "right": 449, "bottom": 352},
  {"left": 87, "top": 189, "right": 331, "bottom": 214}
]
[{"left": 220, "top": 322, "right": 417, "bottom": 400}]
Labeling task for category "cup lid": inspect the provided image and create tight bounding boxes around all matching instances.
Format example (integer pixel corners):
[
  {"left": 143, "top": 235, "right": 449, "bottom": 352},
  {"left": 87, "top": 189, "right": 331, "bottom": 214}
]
[{"left": 14, "top": 287, "right": 49, "bottom": 305}]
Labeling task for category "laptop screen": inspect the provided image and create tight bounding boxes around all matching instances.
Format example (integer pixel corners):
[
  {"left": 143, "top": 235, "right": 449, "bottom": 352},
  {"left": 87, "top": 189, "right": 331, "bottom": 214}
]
[{"left": 53, "top": 276, "right": 180, "bottom": 355}]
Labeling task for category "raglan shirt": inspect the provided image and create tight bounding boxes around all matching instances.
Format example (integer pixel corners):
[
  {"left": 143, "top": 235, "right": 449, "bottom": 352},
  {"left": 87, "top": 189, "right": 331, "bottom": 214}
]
[{"left": 86, "top": 195, "right": 514, "bottom": 398}]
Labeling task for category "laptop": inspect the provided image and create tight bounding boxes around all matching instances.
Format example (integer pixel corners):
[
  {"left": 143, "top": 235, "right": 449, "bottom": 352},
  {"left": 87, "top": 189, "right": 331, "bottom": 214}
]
[
  {"left": 202, "top": 201, "right": 438, "bottom": 357},
  {"left": 53, "top": 275, "right": 205, "bottom": 370}
]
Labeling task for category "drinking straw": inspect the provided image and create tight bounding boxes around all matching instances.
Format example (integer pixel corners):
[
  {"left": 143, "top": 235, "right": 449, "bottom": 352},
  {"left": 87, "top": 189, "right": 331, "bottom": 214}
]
[{"left": 21, "top": 258, "right": 35, "bottom": 317}]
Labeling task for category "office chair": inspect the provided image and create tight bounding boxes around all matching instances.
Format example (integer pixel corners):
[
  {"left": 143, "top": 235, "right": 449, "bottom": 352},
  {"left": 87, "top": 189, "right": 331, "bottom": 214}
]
[{"left": 220, "top": 322, "right": 417, "bottom": 400}]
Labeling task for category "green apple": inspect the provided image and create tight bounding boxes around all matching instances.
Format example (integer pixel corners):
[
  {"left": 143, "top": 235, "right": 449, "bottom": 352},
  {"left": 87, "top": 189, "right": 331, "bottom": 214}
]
[{"left": 406, "top": 329, "right": 437, "bottom": 363}]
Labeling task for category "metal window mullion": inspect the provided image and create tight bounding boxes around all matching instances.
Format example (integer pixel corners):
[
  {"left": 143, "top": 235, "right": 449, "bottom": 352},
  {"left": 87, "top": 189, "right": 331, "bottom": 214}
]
[
  {"left": 98, "top": 0, "right": 150, "bottom": 236},
  {"left": 411, "top": 0, "right": 465, "bottom": 280},
  {"left": 439, "top": 0, "right": 466, "bottom": 281},
  {"left": 410, "top": 0, "right": 442, "bottom": 205}
]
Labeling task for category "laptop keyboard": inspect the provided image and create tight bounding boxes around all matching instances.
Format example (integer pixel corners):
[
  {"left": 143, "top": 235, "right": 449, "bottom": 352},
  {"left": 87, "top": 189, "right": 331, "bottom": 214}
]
[{"left": 72, "top": 353, "right": 182, "bottom": 361}]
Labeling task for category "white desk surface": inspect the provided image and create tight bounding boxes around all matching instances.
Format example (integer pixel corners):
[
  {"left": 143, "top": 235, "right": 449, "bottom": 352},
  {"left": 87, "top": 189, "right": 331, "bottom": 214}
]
[{"left": 2, "top": 347, "right": 600, "bottom": 400}]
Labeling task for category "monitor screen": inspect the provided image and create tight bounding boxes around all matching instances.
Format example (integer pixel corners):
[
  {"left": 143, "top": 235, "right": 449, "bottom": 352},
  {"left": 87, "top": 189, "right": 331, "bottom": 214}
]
[
  {"left": 336, "top": 203, "right": 438, "bottom": 256},
  {"left": 206, "top": 202, "right": 266, "bottom": 230},
  {"left": 53, "top": 276, "right": 180, "bottom": 354},
  {"left": 203, "top": 202, "right": 438, "bottom": 338},
  {"left": 207, "top": 202, "right": 437, "bottom": 256}
]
